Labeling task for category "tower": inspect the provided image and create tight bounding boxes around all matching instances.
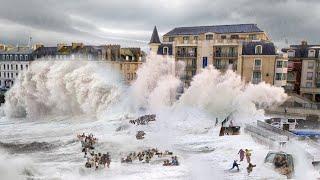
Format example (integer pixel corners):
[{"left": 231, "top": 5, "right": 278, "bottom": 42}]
[{"left": 149, "top": 26, "right": 161, "bottom": 55}]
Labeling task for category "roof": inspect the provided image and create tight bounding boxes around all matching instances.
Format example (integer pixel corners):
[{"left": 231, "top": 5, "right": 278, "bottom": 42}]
[
  {"left": 0, "top": 47, "right": 33, "bottom": 54},
  {"left": 164, "top": 24, "right": 263, "bottom": 36},
  {"left": 157, "top": 44, "right": 173, "bottom": 55},
  {"left": 150, "top": 26, "right": 161, "bottom": 44},
  {"left": 282, "top": 43, "right": 320, "bottom": 58},
  {"left": 242, "top": 41, "right": 276, "bottom": 55}
]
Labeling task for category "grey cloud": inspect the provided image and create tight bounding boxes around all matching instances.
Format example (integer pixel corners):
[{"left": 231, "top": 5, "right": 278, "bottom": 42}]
[{"left": 0, "top": 0, "right": 319, "bottom": 47}]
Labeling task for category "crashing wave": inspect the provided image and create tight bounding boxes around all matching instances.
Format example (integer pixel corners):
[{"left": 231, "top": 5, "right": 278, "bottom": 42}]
[
  {"left": 0, "top": 141, "right": 56, "bottom": 153},
  {"left": 3, "top": 60, "right": 124, "bottom": 118}
]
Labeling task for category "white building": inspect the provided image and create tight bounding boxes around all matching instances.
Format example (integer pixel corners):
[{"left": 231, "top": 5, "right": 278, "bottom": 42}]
[{"left": 0, "top": 47, "right": 33, "bottom": 89}]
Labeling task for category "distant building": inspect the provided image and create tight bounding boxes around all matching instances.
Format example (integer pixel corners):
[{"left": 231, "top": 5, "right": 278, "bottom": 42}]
[
  {"left": 0, "top": 46, "right": 34, "bottom": 89},
  {"left": 104, "top": 45, "right": 145, "bottom": 84},
  {"left": 33, "top": 42, "right": 104, "bottom": 60},
  {"left": 282, "top": 41, "right": 320, "bottom": 102},
  {"left": 149, "top": 24, "right": 285, "bottom": 87}
]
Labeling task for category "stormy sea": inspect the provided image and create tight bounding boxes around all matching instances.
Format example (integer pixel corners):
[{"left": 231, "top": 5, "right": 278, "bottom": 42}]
[{"left": 0, "top": 55, "right": 317, "bottom": 180}]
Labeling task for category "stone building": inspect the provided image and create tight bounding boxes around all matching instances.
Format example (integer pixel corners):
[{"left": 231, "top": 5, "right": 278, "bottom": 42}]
[
  {"left": 150, "top": 24, "right": 286, "bottom": 87},
  {"left": 282, "top": 41, "right": 320, "bottom": 102}
]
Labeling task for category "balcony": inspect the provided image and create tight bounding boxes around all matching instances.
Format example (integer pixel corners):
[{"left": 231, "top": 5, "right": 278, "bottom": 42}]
[
  {"left": 300, "top": 87, "right": 320, "bottom": 94},
  {"left": 252, "top": 78, "right": 261, "bottom": 84},
  {"left": 214, "top": 52, "right": 238, "bottom": 58},
  {"left": 176, "top": 53, "right": 197, "bottom": 58},
  {"left": 213, "top": 39, "right": 240, "bottom": 45}
]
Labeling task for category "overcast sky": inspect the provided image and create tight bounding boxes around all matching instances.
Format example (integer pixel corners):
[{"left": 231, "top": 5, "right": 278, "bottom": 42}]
[{"left": 0, "top": 0, "right": 319, "bottom": 49}]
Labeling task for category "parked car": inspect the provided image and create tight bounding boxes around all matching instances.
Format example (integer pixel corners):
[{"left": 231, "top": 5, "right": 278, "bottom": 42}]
[{"left": 264, "top": 151, "right": 294, "bottom": 178}]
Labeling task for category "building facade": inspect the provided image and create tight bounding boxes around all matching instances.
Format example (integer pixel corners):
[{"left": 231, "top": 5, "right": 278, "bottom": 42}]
[
  {"left": 0, "top": 46, "right": 34, "bottom": 89},
  {"left": 282, "top": 41, "right": 320, "bottom": 102},
  {"left": 150, "top": 24, "right": 286, "bottom": 87}
]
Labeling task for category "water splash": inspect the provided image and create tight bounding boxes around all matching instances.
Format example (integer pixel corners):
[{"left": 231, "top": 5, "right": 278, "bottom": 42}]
[{"left": 4, "top": 60, "right": 124, "bottom": 118}]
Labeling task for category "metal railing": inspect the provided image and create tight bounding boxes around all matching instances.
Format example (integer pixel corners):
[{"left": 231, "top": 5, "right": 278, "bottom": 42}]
[{"left": 214, "top": 52, "right": 238, "bottom": 57}]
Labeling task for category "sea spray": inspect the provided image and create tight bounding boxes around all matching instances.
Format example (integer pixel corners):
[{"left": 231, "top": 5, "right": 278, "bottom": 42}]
[
  {"left": 129, "top": 54, "right": 181, "bottom": 113},
  {"left": 3, "top": 60, "right": 124, "bottom": 118},
  {"left": 176, "top": 66, "right": 287, "bottom": 125}
]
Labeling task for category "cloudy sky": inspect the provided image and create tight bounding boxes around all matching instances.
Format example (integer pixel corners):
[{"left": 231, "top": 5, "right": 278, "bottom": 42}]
[{"left": 0, "top": 0, "right": 319, "bottom": 49}]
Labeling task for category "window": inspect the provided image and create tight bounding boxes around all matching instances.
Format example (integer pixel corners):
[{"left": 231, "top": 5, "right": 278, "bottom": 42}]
[
  {"left": 276, "top": 73, "right": 287, "bottom": 80},
  {"left": 283, "top": 61, "right": 288, "bottom": 68},
  {"left": 11, "top": 73, "right": 13, "bottom": 78},
  {"left": 194, "top": 36, "right": 198, "bottom": 41},
  {"left": 21, "top": 64, "right": 23, "bottom": 70},
  {"left": 252, "top": 72, "right": 262, "bottom": 84},
  {"left": 254, "top": 59, "right": 262, "bottom": 67},
  {"left": 231, "top": 35, "right": 239, "bottom": 39},
  {"left": 16, "top": 64, "right": 18, "bottom": 70},
  {"left": 216, "top": 59, "right": 221, "bottom": 69},
  {"left": 2, "top": 55, "right": 4, "bottom": 60},
  {"left": 276, "top": 61, "right": 282, "bottom": 68},
  {"left": 308, "top": 49, "right": 315, "bottom": 57},
  {"left": 20, "top": 55, "right": 23, "bottom": 60},
  {"left": 253, "top": 72, "right": 261, "bottom": 79},
  {"left": 7, "top": 64, "right": 9, "bottom": 70},
  {"left": 255, "top": 45, "right": 263, "bottom": 55},
  {"left": 306, "top": 82, "right": 312, "bottom": 88},
  {"left": 183, "top": 36, "right": 189, "bottom": 41},
  {"left": 26, "top": 64, "right": 28, "bottom": 70},
  {"left": 206, "top": 34, "right": 213, "bottom": 40},
  {"left": 3, "top": 64, "right": 5, "bottom": 70},
  {"left": 288, "top": 50, "right": 295, "bottom": 58},
  {"left": 169, "top": 37, "right": 175, "bottom": 42},
  {"left": 11, "top": 64, "right": 13, "bottom": 70},
  {"left": 15, "top": 55, "right": 18, "bottom": 60},
  {"left": 221, "top": 35, "right": 226, "bottom": 39},
  {"left": 163, "top": 47, "right": 168, "bottom": 55},
  {"left": 307, "top": 72, "right": 313, "bottom": 80},
  {"left": 308, "top": 62, "right": 314, "bottom": 69},
  {"left": 249, "top": 34, "right": 257, "bottom": 40},
  {"left": 202, "top": 57, "right": 208, "bottom": 68},
  {"left": 192, "top": 59, "right": 196, "bottom": 67}
]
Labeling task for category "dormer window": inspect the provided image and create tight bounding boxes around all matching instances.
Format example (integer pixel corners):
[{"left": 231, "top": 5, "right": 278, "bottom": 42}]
[
  {"left": 231, "top": 35, "right": 239, "bottom": 39},
  {"left": 288, "top": 50, "right": 295, "bottom": 58},
  {"left": 163, "top": 47, "right": 168, "bottom": 55},
  {"left": 206, "top": 34, "right": 213, "bottom": 40},
  {"left": 255, "top": 45, "right": 263, "bottom": 55},
  {"left": 308, "top": 49, "right": 315, "bottom": 58},
  {"left": 169, "top": 37, "right": 175, "bottom": 42},
  {"left": 183, "top": 36, "right": 189, "bottom": 44},
  {"left": 221, "top": 35, "right": 226, "bottom": 39}
]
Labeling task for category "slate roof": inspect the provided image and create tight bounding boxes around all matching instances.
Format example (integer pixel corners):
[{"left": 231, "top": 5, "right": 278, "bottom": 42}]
[
  {"left": 282, "top": 44, "right": 320, "bottom": 58},
  {"left": 242, "top": 41, "right": 276, "bottom": 55},
  {"left": 157, "top": 44, "right": 173, "bottom": 55},
  {"left": 164, "top": 24, "right": 263, "bottom": 36},
  {"left": 150, "top": 26, "right": 161, "bottom": 44}
]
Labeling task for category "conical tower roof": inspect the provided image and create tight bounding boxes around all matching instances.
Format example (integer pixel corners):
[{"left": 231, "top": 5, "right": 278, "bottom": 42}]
[{"left": 149, "top": 26, "right": 161, "bottom": 44}]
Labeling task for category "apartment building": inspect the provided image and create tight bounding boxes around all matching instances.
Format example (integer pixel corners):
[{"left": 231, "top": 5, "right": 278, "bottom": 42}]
[
  {"left": 150, "top": 24, "right": 286, "bottom": 87},
  {"left": 282, "top": 41, "right": 320, "bottom": 102},
  {"left": 0, "top": 46, "right": 33, "bottom": 89}
]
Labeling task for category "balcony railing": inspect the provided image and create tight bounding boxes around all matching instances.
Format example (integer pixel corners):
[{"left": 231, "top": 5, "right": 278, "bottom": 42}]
[
  {"left": 213, "top": 39, "right": 240, "bottom": 44},
  {"left": 214, "top": 52, "right": 238, "bottom": 58},
  {"left": 176, "top": 53, "right": 197, "bottom": 58}
]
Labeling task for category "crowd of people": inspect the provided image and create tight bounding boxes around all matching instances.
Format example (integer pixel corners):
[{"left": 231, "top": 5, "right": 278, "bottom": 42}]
[
  {"left": 129, "top": 114, "right": 156, "bottom": 125},
  {"left": 77, "top": 133, "right": 111, "bottom": 170},
  {"left": 229, "top": 148, "right": 256, "bottom": 174},
  {"left": 121, "top": 148, "right": 179, "bottom": 166}
]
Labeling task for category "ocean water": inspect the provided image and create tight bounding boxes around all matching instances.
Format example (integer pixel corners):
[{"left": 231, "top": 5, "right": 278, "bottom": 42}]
[{"left": 0, "top": 55, "right": 316, "bottom": 179}]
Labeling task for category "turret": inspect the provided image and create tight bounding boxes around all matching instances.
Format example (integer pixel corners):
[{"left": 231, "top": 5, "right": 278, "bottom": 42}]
[{"left": 149, "top": 26, "right": 161, "bottom": 54}]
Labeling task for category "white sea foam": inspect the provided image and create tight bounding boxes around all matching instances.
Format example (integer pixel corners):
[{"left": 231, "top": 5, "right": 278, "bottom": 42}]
[{"left": 4, "top": 60, "right": 124, "bottom": 118}]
